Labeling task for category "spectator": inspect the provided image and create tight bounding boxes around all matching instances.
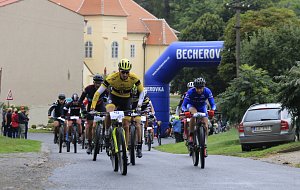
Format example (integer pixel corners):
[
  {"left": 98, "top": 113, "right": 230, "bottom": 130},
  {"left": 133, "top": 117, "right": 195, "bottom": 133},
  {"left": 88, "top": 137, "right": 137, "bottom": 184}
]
[
  {"left": 11, "top": 108, "right": 19, "bottom": 138},
  {"left": 24, "top": 110, "right": 30, "bottom": 139},
  {"left": 5, "top": 108, "right": 12, "bottom": 137},
  {"left": 172, "top": 115, "right": 183, "bottom": 143},
  {"left": 2, "top": 108, "right": 7, "bottom": 136},
  {"left": 18, "top": 106, "right": 29, "bottom": 139}
]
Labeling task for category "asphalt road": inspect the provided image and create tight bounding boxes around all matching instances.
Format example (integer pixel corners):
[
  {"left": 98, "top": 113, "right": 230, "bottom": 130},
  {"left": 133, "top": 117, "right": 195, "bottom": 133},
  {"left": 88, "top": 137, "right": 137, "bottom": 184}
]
[{"left": 29, "top": 133, "right": 300, "bottom": 190}]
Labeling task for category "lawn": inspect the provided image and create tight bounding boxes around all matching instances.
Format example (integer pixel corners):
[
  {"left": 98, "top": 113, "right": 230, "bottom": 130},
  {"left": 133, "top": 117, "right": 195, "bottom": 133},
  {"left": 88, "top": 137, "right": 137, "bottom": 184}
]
[
  {"left": 155, "top": 129, "right": 300, "bottom": 158},
  {"left": 0, "top": 136, "right": 41, "bottom": 153}
]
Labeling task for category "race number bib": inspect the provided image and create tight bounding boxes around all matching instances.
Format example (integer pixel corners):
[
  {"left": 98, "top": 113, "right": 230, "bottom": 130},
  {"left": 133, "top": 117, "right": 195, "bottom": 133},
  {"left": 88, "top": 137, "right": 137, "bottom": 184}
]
[{"left": 109, "top": 111, "right": 125, "bottom": 120}]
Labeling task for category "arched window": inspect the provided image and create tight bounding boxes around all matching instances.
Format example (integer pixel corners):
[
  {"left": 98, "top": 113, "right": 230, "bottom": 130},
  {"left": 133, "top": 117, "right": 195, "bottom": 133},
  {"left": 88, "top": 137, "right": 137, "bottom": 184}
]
[
  {"left": 111, "top": 41, "right": 118, "bottom": 58},
  {"left": 85, "top": 41, "right": 93, "bottom": 58}
]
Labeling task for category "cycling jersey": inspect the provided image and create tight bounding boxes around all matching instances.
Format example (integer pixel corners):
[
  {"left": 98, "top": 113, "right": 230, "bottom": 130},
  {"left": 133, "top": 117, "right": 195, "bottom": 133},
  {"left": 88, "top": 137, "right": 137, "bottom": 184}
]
[
  {"left": 102, "top": 72, "right": 143, "bottom": 98},
  {"left": 181, "top": 87, "right": 216, "bottom": 112},
  {"left": 48, "top": 100, "right": 66, "bottom": 118},
  {"left": 63, "top": 100, "right": 86, "bottom": 117},
  {"left": 79, "top": 84, "right": 108, "bottom": 112}
]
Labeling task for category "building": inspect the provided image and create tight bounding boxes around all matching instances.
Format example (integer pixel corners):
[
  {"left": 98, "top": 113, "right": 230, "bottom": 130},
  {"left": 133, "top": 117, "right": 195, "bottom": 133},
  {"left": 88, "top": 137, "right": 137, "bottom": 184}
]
[
  {"left": 0, "top": 0, "right": 84, "bottom": 125},
  {"left": 51, "top": 0, "right": 178, "bottom": 85}
]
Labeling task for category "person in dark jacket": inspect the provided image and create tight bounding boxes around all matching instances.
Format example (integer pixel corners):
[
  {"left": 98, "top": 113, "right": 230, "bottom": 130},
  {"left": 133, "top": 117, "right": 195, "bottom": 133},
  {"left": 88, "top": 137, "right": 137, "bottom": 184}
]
[
  {"left": 4, "top": 108, "right": 12, "bottom": 137},
  {"left": 48, "top": 93, "right": 66, "bottom": 144},
  {"left": 18, "top": 106, "right": 29, "bottom": 139}
]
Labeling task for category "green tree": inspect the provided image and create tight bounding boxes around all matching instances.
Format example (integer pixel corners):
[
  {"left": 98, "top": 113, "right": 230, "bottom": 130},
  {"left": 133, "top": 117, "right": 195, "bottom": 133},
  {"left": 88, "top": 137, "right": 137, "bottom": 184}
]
[
  {"left": 217, "top": 64, "right": 276, "bottom": 124},
  {"left": 179, "top": 13, "right": 225, "bottom": 41},
  {"left": 241, "top": 25, "right": 300, "bottom": 77},
  {"left": 219, "top": 7, "right": 299, "bottom": 84},
  {"left": 276, "top": 63, "right": 300, "bottom": 117}
]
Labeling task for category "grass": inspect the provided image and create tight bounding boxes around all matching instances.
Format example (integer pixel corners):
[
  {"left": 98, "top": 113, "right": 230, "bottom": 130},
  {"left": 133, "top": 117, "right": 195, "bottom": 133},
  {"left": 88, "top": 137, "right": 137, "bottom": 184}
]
[
  {"left": 170, "top": 94, "right": 180, "bottom": 111},
  {"left": 0, "top": 136, "right": 41, "bottom": 154},
  {"left": 155, "top": 129, "right": 300, "bottom": 158}
]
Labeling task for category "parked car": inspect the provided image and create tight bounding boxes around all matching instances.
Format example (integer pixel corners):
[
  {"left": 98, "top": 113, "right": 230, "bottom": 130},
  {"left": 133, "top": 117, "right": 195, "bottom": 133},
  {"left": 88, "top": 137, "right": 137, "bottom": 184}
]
[{"left": 239, "top": 103, "right": 296, "bottom": 151}]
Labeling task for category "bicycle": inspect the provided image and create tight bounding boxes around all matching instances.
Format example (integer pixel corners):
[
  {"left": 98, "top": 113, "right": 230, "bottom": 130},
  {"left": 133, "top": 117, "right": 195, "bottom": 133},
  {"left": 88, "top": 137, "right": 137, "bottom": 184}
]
[
  {"left": 106, "top": 111, "right": 128, "bottom": 175},
  {"left": 156, "top": 121, "right": 162, "bottom": 146},
  {"left": 144, "top": 114, "right": 155, "bottom": 151},
  {"left": 66, "top": 116, "right": 80, "bottom": 153},
  {"left": 180, "top": 112, "right": 207, "bottom": 169},
  {"left": 89, "top": 111, "right": 106, "bottom": 161},
  {"left": 127, "top": 110, "right": 145, "bottom": 165},
  {"left": 52, "top": 117, "right": 66, "bottom": 153}
]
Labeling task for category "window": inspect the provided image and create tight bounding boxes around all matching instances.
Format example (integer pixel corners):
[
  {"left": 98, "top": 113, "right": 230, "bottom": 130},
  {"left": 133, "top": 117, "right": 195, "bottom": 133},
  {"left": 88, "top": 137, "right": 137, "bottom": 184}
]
[
  {"left": 130, "top": 44, "right": 135, "bottom": 58},
  {"left": 85, "top": 41, "right": 93, "bottom": 58},
  {"left": 87, "top": 26, "right": 92, "bottom": 35},
  {"left": 112, "top": 41, "right": 118, "bottom": 58}
]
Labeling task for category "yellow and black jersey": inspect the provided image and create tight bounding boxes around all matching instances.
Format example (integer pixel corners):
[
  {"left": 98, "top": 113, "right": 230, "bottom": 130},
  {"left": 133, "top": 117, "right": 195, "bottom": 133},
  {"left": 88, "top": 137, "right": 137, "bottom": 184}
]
[{"left": 102, "top": 72, "right": 143, "bottom": 98}]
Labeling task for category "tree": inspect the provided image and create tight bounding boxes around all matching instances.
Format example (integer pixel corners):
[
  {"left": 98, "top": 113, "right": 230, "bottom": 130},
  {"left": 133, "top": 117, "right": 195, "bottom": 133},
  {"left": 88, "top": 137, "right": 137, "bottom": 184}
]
[
  {"left": 219, "top": 7, "right": 300, "bottom": 84},
  {"left": 179, "top": 13, "right": 225, "bottom": 41},
  {"left": 276, "top": 63, "right": 300, "bottom": 117},
  {"left": 217, "top": 64, "right": 277, "bottom": 124}
]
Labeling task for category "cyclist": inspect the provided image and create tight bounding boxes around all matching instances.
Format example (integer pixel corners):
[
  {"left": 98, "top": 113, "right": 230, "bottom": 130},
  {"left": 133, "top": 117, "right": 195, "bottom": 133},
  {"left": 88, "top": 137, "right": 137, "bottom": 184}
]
[
  {"left": 63, "top": 93, "right": 86, "bottom": 143},
  {"left": 181, "top": 77, "right": 216, "bottom": 157},
  {"left": 91, "top": 58, "right": 145, "bottom": 158},
  {"left": 176, "top": 81, "right": 194, "bottom": 115},
  {"left": 48, "top": 93, "right": 67, "bottom": 144},
  {"left": 79, "top": 74, "right": 109, "bottom": 154},
  {"left": 131, "top": 86, "right": 155, "bottom": 152}
]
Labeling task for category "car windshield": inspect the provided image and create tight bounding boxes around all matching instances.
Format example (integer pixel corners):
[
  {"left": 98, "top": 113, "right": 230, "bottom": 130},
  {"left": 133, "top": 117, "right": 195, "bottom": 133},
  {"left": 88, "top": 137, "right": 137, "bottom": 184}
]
[{"left": 244, "top": 108, "right": 280, "bottom": 122}]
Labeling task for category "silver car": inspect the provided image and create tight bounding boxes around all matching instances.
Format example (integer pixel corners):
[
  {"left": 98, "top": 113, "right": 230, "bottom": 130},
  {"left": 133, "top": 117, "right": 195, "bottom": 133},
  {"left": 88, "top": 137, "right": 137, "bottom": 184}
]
[{"left": 239, "top": 103, "right": 296, "bottom": 151}]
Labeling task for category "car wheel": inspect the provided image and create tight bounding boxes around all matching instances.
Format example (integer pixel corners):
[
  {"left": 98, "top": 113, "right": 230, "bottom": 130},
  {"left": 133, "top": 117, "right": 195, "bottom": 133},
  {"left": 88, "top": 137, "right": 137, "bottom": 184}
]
[{"left": 241, "top": 144, "right": 251, "bottom": 152}]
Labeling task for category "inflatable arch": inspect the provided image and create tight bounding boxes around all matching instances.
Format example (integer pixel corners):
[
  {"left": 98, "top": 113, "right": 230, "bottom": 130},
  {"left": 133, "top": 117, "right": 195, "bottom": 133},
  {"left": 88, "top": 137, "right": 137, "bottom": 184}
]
[{"left": 144, "top": 41, "right": 224, "bottom": 136}]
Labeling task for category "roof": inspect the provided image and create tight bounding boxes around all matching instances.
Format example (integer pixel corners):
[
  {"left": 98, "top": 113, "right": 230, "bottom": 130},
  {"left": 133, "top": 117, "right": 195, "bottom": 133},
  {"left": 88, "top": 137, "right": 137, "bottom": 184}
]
[
  {"left": 0, "top": 0, "right": 21, "bottom": 7},
  {"left": 51, "top": 0, "right": 127, "bottom": 16},
  {"left": 50, "top": 0, "right": 179, "bottom": 45}
]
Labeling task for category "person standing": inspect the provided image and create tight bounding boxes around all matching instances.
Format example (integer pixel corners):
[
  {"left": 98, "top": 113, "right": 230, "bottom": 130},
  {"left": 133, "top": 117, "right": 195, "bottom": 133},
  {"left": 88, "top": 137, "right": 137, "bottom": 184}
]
[
  {"left": 11, "top": 108, "right": 19, "bottom": 138},
  {"left": 18, "top": 106, "right": 29, "bottom": 139}
]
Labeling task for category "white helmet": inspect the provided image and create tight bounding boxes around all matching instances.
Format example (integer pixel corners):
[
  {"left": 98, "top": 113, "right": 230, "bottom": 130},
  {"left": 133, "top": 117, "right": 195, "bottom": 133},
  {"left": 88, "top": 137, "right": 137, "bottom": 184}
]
[{"left": 187, "top": 82, "right": 194, "bottom": 88}]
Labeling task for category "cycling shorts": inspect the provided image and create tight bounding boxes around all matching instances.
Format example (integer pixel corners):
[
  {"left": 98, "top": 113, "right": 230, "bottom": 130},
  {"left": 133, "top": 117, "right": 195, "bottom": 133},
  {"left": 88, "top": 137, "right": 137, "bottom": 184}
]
[{"left": 107, "top": 93, "right": 131, "bottom": 121}]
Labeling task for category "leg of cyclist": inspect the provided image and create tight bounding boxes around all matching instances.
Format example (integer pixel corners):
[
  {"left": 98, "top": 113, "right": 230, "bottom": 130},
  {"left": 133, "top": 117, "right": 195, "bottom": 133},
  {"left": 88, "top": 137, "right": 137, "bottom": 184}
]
[
  {"left": 104, "top": 104, "right": 115, "bottom": 148},
  {"left": 135, "top": 116, "right": 143, "bottom": 158},
  {"left": 188, "top": 106, "right": 197, "bottom": 144},
  {"left": 77, "top": 118, "right": 82, "bottom": 143},
  {"left": 86, "top": 115, "right": 93, "bottom": 154},
  {"left": 53, "top": 120, "right": 60, "bottom": 144}
]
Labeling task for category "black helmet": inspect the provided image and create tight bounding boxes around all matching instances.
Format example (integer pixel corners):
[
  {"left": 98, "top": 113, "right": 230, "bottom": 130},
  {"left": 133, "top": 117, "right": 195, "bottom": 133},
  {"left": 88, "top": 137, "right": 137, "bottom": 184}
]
[
  {"left": 58, "top": 93, "right": 66, "bottom": 100},
  {"left": 72, "top": 93, "right": 79, "bottom": 101},
  {"left": 93, "top": 74, "right": 103, "bottom": 82},
  {"left": 194, "top": 77, "right": 206, "bottom": 88}
]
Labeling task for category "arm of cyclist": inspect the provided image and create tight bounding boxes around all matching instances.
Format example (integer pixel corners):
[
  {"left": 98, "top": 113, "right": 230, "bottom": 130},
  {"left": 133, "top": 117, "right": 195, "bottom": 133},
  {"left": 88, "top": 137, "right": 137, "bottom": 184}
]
[
  {"left": 91, "top": 84, "right": 107, "bottom": 110},
  {"left": 48, "top": 103, "right": 56, "bottom": 118}
]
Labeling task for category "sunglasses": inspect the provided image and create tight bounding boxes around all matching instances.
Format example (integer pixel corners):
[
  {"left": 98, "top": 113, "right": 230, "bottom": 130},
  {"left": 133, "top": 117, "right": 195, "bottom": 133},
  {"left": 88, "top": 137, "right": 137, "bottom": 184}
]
[{"left": 120, "top": 70, "right": 130, "bottom": 74}]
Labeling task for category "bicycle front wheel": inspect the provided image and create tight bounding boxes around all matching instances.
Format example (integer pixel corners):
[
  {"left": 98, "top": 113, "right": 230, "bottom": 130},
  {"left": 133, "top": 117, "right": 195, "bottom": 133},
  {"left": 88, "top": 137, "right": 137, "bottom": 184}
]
[
  {"left": 198, "top": 126, "right": 205, "bottom": 169},
  {"left": 93, "top": 125, "right": 102, "bottom": 161},
  {"left": 129, "top": 125, "right": 136, "bottom": 165},
  {"left": 117, "top": 128, "right": 127, "bottom": 175},
  {"left": 147, "top": 132, "right": 151, "bottom": 151},
  {"left": 192, "top": 131, "right": 199, "bottom": 166},
  {"left": 58, "top": 126, "right": 64, "bottom": 153}
]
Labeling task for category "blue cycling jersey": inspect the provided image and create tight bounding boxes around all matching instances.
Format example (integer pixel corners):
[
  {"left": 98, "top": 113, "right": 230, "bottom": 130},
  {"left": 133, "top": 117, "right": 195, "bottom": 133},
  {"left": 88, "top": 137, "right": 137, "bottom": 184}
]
[{"left": 181, "top": 87, "right": 216, "bottom": 112}]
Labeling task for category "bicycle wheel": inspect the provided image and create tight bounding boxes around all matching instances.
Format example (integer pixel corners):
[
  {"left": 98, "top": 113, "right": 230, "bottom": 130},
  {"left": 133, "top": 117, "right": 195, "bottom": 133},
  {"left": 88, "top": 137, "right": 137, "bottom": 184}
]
[
  {"left": 198, "top": 126, "right": 205, "bottom": 169},
  {"left": 93, "top": 125, "right": 102, "bottom": 161},
  {"left": 147, "top": 132, "right": 151, "bottom": 151},
  {"left": 66, "top": 133, "right": 71, "bottom": 152},
  {"left": 81, "top": 131, "right": 85, "bottom": 149},
  {"left": 129, "top": 125, "right": 136, "bottom": 165},
  {"left": 73, "top": 129, "right": 77, "bottom": 153},
  {"left": 58, "top": 126, "right": 64, "bottom": 153},
  {"left": 110, "top": 139, "right": 119, "bottom": 172},
  {"left": 192, "top": 130, "right": 199, "bottom": 166},
  {"left": 117, "top": 128, "right": 127, "bottom": 175}
]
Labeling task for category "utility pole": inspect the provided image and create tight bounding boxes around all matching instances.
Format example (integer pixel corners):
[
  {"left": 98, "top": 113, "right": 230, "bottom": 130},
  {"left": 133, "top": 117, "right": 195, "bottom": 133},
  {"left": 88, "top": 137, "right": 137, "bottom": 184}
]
[{"left": 226, "top": 0, "right": 250, "bottom": 77}]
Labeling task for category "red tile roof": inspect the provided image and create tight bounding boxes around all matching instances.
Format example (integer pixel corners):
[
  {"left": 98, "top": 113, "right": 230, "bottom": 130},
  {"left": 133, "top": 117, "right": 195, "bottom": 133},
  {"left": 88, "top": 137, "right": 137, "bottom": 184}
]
[
  {"left": 51, "top": 0, "right": 178, "bottom": 44},
  {"left": 0, "top": 0, "right": 21, "bottom": 7}
]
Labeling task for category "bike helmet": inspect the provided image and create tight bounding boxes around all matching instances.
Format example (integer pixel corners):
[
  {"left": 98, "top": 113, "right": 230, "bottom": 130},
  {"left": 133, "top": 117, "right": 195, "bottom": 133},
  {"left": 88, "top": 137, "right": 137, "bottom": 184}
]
[
  {"left": 93, "top": 74, "right": 103, "bottom": 83},
  {"left": 118, "top": 58, "right": 132, "bottom": 71},
  {"left": 71, "top": 93, "right": 79, "bottom": 101},
  {"left": 187, "top": 82, "right": 194, "bottom": 88},
  {"left": 194, "top": 77, "right": 206, "bottom": 88},
  {"left": 58, "top": 93, "right": 66, "bottom": 100}
]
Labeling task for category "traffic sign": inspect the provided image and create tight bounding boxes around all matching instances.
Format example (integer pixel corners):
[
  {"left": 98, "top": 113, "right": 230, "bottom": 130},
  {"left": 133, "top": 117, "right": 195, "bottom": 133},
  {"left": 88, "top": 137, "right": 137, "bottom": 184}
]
[{"left": 6, "top": 89, "right": 13, "bottom": 100}]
